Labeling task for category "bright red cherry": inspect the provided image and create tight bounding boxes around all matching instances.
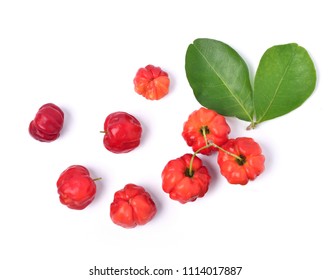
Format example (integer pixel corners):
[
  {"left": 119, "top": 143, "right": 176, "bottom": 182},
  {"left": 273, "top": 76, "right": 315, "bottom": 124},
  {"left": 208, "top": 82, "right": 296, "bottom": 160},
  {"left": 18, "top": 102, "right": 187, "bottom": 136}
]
[{"left": 102, "top": 111, "right": 142, "bottom": 153}]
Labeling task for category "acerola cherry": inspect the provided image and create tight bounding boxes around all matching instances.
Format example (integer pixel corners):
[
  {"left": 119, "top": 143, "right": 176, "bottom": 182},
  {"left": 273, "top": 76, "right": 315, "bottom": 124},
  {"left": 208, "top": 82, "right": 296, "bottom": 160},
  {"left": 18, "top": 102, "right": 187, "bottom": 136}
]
[
  {"left": 110, "top": 184, "right": 157, "bottom": 228},
  {"left": 161, "top": 153, "right": 211, "bottom": 204},
  {"left": 133, "top": 64, "right": 170, "bottom": 100},
  {"left": 29, "top": 103, "right": 64, "bottom": 142},
  {"left": 56, "top": 165, "right": 100, "bottom": 210},
  {"left": 102, "top": 112, "right": 142, "bottom": 153},
  {"left": 182, "top": 107, "right": 230, "bottom": 155},
  {"left": 217, "top": 137, "right": 265, "bottom": 185}
]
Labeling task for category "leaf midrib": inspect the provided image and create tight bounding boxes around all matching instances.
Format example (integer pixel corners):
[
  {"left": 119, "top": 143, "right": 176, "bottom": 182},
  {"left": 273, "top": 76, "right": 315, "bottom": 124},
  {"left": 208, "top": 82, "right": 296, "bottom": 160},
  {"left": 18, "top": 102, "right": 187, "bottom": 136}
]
[
  {"left": 194, "top": 45, "right": 253, "bottom": 122},
  {"left": 256, "top": 48, "right": 297, "bottom": 123}
]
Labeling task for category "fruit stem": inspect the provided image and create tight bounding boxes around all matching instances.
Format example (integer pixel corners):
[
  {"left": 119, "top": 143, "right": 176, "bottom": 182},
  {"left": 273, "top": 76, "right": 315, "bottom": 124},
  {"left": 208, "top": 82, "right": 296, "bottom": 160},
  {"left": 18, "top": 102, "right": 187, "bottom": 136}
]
[
  {"left": 200, "top": 126, "right": 209, "bottom": 145},
  {"left": 187, "top": 141, "right": 244, "bottom": 177},
  {"left": 188, "top": 127, "right": 246, "bottom": 175},
  {"left": 211, "top": 142, "right": 243, "bottom": 162},
  {"left": 93, "top": 177, "right": 102, "bottom": 181},
  {"left": 187, "top": 145, "right": 209, "bottom": 177},
  {"left": 247, "top": 120, "right": 257, "bottom": 130}
]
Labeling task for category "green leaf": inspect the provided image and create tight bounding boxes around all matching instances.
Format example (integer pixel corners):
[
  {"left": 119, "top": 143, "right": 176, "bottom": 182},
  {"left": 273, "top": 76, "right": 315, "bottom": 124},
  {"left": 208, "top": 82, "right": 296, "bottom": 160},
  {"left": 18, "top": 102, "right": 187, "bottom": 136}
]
[
  {"left": 185, "top": 38, "right": 254, "bottom": 122},
  {"left": 254, "top": 43, "right": 317, "bottom": 124}
]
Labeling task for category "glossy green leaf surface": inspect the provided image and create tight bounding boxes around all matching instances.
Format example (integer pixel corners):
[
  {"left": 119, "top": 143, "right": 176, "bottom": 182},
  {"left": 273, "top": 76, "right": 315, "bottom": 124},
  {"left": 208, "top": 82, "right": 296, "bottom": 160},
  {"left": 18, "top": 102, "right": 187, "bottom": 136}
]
[
  {"left": 185, "top": 39, "right": 254, "bottom": 122},
  {"left": 253, "top": 43, "right": 317, "bottom": 124}
]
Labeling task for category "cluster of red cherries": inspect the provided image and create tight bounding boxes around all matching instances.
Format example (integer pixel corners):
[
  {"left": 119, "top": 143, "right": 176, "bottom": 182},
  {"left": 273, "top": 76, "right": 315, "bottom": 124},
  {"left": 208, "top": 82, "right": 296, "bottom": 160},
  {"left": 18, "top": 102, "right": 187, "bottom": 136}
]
[
  {"left": 163, "top": 107, "right": 265, "bottom": 204},
  {"left": 29, "top": 65, "right": 265, "bottom": 229}
]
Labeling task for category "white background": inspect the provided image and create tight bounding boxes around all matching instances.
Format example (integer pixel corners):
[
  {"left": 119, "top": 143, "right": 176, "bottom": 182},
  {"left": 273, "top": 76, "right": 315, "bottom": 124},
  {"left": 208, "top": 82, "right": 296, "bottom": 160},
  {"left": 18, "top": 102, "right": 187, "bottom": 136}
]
[{"left": 1, "top": 1, "right": 329, "bottom": 279}]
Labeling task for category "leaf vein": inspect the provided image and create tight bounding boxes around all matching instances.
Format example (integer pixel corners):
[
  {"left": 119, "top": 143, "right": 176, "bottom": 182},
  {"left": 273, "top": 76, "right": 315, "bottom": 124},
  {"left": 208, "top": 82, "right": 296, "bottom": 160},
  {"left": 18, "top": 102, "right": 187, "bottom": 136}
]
[
  {"left": 194, "top": 45, "right": 252, "bottom": 121},
  {"left": 256, "top": 48, "right": 297, "bottom": 123}
]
